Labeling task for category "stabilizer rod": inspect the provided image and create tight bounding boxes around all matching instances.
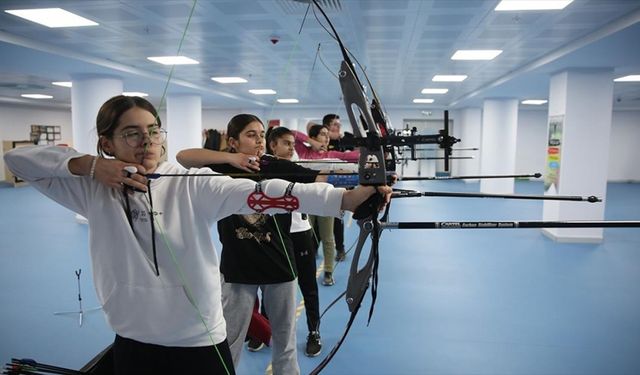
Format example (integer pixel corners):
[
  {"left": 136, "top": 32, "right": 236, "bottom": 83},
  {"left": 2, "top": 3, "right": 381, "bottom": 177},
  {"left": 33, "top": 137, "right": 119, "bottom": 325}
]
[
  {"left": 399, "top": 173, "right": 541, "bottom": 181},
  {"left": 392, "top": 190, "right": 600, "bottom": 202},
  {"left": 382, "top": 221, "right": 640, "bottom": 229}
]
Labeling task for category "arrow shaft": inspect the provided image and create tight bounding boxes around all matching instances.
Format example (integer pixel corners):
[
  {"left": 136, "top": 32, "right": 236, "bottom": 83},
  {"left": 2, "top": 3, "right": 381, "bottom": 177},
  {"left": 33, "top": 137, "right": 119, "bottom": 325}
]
[
  {"left": 392, "top": 191, "right": 599, "bottom": 202},
  {"left": 415, "top": 147, "right": 479, "bottom": 151},
  {"left": 382, "top": 221, "right": 640, "bottom": 229},
  {"left": 396, "top": 156, "right": 473, "bottom": 161},
  {"left": 399, "top": 173, "right": 541, "bottom": 181}
]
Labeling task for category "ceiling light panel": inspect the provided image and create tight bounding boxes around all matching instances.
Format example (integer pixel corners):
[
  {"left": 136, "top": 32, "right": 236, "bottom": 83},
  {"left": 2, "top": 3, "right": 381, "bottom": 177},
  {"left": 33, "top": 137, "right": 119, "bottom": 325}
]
[
  {"left": 413, "top": 99, "right": 434, "bottom": 104},
  {"left": 249, "top": 89, "right": 276, "bottom": 95},
  {"left": 277, "top": 98, "right": 299, "bottom": 103},
  {"left": 5, "top": 8, "right": 98, "bottom": 28},
  {"left": 21, "top": 94, "right": 53, "bottom": 99},
  {"left": 52, "top": 81, "right": 72, "bottom": 87},
  {"left": 451, "top": 50, "right": 503, "bottom": 60},
  {"left": 421, "top": 88, "right": 449, "bottom": 94},
  {"left": 433, "top": 75, "right": 468, "bottom": 82},
  {"left": 521, "top": 99, "right": 548, "bottom": 105},
  {"left": 147, "top": 56, "right": 199, "bottom": 65},
  {"left": 211, "top": 77, "right": 248, "bottom": 84},
  {"left": 614, "top": 75, "right": 640, "bottom": 82},
  {"left": 495, "top": 0, "right": 574, "bottom": 11},
  {"left": 122, "top": 92, "right": 148, "bottom": 97}
]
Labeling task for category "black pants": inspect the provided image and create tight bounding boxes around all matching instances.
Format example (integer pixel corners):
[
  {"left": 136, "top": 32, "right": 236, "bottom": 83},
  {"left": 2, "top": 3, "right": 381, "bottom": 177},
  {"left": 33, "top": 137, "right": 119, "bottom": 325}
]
[
  {"left": 334, "top": 217, "right": 344, "bottom": 251},
  {"left": 291, "top": 229, "right": 320, "bottom": 332},
  {"left": 113, "top": 335, "right": 235, "bottom": 375}
]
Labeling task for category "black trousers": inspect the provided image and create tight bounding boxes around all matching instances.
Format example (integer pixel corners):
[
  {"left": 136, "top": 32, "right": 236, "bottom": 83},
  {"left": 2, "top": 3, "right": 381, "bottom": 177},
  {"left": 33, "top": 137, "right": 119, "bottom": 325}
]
[
  {"left": 291, "top": 229, "right": 321, "bottom": 332},
  {"left": 113, "top": 335, "right": 235, "bottom": 375},
  {"left": 334, "top": 217, "right": 344, "bottom": 251}
]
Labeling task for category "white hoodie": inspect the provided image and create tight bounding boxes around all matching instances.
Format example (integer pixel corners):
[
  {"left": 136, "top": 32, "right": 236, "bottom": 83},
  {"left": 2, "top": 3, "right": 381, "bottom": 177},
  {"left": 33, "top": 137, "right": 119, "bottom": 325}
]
[{"left": 4, "top": 145, "right": 344, "bottom": 347}]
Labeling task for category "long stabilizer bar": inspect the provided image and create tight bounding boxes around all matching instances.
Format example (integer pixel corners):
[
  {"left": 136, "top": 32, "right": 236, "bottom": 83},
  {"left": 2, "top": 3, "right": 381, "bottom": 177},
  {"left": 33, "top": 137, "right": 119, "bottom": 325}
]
[
  {"left": 392, "top": 190, "right": 600, "bottom": 202},
  {"left": 381, "top": 221, "right": 640, "bottom": 229}
]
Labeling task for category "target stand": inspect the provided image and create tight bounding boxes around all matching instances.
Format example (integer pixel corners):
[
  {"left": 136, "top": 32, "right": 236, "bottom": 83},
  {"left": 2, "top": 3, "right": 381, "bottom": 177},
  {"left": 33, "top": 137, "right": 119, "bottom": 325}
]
[{"left": 54, "top": 269, "right": 101, "bottom": 326}]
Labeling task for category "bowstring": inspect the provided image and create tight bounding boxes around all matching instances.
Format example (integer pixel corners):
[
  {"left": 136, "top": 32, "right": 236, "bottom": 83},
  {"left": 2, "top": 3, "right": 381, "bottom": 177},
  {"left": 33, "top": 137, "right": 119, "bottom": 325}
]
[
  {"left": 154, "top": 0, "right": 197, "bottom": 122},
  {"left": 147, "top": 1, "right": 232, "bottom": 373}
]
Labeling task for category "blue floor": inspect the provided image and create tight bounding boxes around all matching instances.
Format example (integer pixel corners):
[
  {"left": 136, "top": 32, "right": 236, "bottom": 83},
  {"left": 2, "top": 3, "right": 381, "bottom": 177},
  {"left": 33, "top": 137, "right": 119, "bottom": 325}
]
[{"left": 1, "top": 180, "right": 639, "bottom": 374}]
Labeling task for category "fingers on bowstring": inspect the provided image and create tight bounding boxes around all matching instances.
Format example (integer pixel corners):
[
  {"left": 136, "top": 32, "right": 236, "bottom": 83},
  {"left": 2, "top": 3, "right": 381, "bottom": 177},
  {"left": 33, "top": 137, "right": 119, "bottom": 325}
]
[{"left": 121, "top": 165, "right": 148, "bottom": 193}]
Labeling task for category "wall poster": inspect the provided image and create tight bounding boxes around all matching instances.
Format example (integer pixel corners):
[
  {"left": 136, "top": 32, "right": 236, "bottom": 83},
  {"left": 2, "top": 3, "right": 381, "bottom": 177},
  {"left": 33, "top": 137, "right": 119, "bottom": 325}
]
[{"left": 544, "top": 115, "right": 564, "bottom": 193}]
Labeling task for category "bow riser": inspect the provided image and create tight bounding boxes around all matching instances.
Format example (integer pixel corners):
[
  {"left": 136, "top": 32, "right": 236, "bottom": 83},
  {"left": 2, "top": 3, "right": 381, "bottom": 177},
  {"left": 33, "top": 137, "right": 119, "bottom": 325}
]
[{"left": 338, "top": 60, "right": 387, "bottom": 186}]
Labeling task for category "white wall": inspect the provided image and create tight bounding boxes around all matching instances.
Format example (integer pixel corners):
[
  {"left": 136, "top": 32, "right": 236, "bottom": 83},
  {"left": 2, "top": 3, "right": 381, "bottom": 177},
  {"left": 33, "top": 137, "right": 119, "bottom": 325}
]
[
  {"left": 0, "top": 104, "right": 72, "bottom": 178},
  {"left": 2, "top": 104, "right": 639, "bottom": 182},
  {"left": 516, "top": 108, "right": 640, "bottom": 182},
  {"left": 516, "top": 109, "right": 548, "bottom": 176},
  {"left": 608, "top": 110, "right": 640, "bottom": 182}
]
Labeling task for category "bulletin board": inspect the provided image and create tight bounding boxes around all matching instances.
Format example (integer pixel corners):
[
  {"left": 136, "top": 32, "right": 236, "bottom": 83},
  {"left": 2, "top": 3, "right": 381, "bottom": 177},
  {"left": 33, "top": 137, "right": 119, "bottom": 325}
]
[{"left": 30, "top": 125, "right": 62, "bottom": 145}]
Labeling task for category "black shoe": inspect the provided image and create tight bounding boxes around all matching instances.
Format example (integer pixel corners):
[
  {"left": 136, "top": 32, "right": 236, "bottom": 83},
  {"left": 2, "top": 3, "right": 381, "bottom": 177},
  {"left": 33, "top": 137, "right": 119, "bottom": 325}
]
[
  {"left": 305, "top": 331, "right": 322, "bottom": 357},
  {"left": 335, "top": 250, "right": 346, "bottom": 262},
  {"left": 322, "top": 272, "right": 334, "bottom": 286},
  {"left": 247, "top": 338, "right": 265, "bottom": 352}
]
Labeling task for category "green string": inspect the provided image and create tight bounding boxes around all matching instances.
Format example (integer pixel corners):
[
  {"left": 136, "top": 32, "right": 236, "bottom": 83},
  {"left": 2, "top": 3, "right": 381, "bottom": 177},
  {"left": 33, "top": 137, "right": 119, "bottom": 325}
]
[
  {"left": 143, "top": 192, "right": 232, "bottom": 375},
  {"left": 145, "top": 3, "right": 232, "bottom": 373},
  {"left": 272, "top": 215, "right": 298, "bottom": 282},
  {"left": 155, "top": 0, "right": 198, "bottom": 118}
]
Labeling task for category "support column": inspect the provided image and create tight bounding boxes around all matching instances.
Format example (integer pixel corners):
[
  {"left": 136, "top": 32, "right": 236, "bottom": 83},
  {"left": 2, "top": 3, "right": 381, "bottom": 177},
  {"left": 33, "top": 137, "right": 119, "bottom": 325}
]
[
  {"left": 71, "top": 75, "right": 122, "bottom": 224},
  {"left": 71, "top": 75, "right": 123, "bottom": 154},
  {"left": 479, "top": 99, "right": 518, "bottom": 194},
  {"left": 456, "top": 107, "right": 482, "bottom": 181},
  {"left": 542, "top": 69, "right": 614, "bottom": 242},
  {"left": 166, "top": 94, "right": 202, "bottom": 163}
]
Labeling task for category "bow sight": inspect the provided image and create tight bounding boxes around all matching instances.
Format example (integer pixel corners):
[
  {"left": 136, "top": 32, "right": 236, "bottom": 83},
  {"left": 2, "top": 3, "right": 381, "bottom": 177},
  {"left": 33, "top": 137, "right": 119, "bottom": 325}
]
[{"left": 336, "top": 68, "right": 460, "bottom": 184}]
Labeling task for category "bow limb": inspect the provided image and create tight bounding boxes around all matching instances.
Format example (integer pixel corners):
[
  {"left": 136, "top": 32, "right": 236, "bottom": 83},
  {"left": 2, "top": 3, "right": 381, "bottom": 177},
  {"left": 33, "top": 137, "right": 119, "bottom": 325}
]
[{"left": 310, "top": 214, "right": 383, "bottom": 375}]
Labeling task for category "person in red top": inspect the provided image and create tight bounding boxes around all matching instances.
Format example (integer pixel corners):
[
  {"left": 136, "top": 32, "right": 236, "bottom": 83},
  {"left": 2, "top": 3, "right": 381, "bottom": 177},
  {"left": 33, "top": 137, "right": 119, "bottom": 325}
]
[
  {"left": 292, "top": 123, "right": 359, "bottom": 285},
  {"left": 292, "top": 124, "right": 359, "bottom": 163}
]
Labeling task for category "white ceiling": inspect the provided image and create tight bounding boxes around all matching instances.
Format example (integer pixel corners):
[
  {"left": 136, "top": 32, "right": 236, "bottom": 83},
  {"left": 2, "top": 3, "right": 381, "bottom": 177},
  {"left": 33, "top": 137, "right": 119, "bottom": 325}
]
[{"left": 1, "top": 0, "right": 640, "bottom": 111}]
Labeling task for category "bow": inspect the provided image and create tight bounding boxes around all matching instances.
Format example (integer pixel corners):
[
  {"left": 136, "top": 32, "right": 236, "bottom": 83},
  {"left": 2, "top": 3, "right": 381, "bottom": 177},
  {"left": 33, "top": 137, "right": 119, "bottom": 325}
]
[
  {"left": 305, "top": 1, "right": 640, "bottom": 373},
  {"left": 308, "top": 1, "right": 457, "bottom": 372}
]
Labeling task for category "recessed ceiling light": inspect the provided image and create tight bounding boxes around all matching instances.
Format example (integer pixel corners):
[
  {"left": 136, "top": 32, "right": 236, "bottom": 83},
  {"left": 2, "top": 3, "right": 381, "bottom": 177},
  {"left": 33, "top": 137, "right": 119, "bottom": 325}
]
[
  {"left": 123, "top": 92, "right": 149, "bottom": 97},
  {"left": 249, "top": 89, "right": 277, "bottom": 95},
  {"left": 21, "top": 94, "right": 53, "bottom": 99},
  {"left": 521, "top": 99, "right": 548, "bottom": 105},
  {"left": 211, "top": 77, "right": 248, "bottom": 84},
  {"left": 495, "top": 0, "right": 573, "bottom": 11},
  {"left": 451, "top": 50, "right": 503, "bottom": 60},
  {"left": 5, "top": 8, "right": 98, "bottom": 28},
  {"left": 614, "top": 75, "right": 640, "bottom": 82},
  {"left": 421, "top": 88, "right": 449, "bottom": 94},
  {"left": 433, "top": 75, "right": 467, "bottom": 82},
  {"left": 52, "top": 81, "right": 72, "bottom": 88},
  {"left": 413, "top": 99, "right": 434, "bottom": 104},
  {"left": 277, "top": 98, "right": 299, "bottom": 104},
  {"left": 147, "top": 56, "right": 199, "bottom": 65}
]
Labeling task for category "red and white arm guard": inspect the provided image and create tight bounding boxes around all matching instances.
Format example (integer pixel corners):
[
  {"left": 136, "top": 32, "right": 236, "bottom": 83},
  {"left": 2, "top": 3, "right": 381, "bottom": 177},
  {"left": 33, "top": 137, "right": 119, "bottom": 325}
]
[
  {"left": 245, "top": 179, "right": 344, "bottom": 217},
  {"left": 247, "top": 181, "right": 299, "bottom": 213}
]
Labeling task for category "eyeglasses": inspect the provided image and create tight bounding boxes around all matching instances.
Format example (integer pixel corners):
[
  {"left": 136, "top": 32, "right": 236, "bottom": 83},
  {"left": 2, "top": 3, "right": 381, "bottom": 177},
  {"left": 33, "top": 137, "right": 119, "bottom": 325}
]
[{"left": 117, "top": 126, "right": 167, "bottom": 147}]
